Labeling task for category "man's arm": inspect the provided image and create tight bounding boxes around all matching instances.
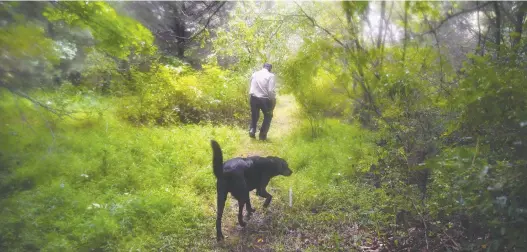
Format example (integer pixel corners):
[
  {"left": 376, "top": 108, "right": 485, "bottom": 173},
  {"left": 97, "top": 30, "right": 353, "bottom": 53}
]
[
  {"left": 249, "top": 73, "right": 255, "bottom": 96},
  {"left": 268, "top": 74, "right": 276, "bottom": 100}
]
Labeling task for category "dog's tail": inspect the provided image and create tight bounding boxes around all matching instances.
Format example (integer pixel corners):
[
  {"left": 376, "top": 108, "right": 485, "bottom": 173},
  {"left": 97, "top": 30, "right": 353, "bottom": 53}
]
[{"left": 211, "top": 140, "right": 223, "bottom": 178}]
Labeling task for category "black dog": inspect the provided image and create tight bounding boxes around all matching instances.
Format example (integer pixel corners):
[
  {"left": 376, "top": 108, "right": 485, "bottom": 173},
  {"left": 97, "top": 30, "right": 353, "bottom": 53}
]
[{"left": 211, "top": 140, "right": 292, "bottom": 241}]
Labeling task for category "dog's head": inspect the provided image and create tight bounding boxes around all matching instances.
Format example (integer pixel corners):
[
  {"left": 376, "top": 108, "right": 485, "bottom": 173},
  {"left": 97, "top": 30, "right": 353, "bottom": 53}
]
[{"left": 269, "top": 157, "right": 292, "bottom": 176}]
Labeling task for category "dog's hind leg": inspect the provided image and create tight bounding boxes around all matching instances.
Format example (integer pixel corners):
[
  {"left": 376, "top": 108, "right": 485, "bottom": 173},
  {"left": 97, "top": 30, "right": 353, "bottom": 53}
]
[
  {"left": 232, "top": 179, "right": 251, "bottom": 226},
  {"left": 245, "top": 198, "right": 256, "bottom": 219},
  {"left": 216, "top": 189, "right": 227, "bottom": 241},
  {"left": 237, "top": 200, "right": 247, "bottom": 227}
]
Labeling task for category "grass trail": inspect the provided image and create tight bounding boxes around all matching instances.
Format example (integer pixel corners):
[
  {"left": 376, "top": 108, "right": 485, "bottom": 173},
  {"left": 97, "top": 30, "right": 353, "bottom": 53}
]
[
  {"left": 215, "top": 95, "right": 380, "bottom": 251},
  {"left": 235, "top": 94, "right": 300, "bottom": 157},
  {"left": 216, "top": 94, "right": 302, "bottom": 251}
]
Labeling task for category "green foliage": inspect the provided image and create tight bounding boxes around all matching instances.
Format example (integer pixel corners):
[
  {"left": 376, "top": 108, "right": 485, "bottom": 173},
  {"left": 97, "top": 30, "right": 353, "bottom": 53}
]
[
  {"left": 285, "top": 119, "right": 381, "bottom": 177},
  {"left": 279, "top": 1, "right": 527, "bottom": 249},
  {"left": 212, "top": 1, "right": 304, "bottom": 72},
  {"left": 267, "top": 119, "right": 395, "bottom": 244},
  {"left": 44, "top": 1, "right": 156, "bottom": 59},
  {"left": 341, "top": 1, "right": 369, "bottom": 18},
  {"left": 81, "top": 50, "right": 124, "bottom": 95},
  {"left": 434, "top": 48, "right": 527, "bottom": 250},
  {"left": 282, "top": 40, "right": 349, "bottom": 137},
  {"left": 0, "top": 23, "right": 58, "bottom": 64},
  {"left": 453, "top": 52, "right": 527, "bottom": 136},
  {"left": 2, "top": 0, "right": 527, "bottom": 250},
  {"left": 0, "top": 88, "right": 388, "bottom": 251},
  {"left": 0, "top": 22, "right": 59, "bottom": 88},
  {"left": 0, "top": 89, "right": 242, "bottom": 250},
  {"left": 115, "top": 63, "right": 248, "bottom": 126}
]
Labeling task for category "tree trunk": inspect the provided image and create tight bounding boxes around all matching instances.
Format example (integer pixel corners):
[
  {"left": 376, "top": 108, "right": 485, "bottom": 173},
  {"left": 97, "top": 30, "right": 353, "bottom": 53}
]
[
  {"left": 512, "top": 2, "right": 527, "bottom": 47},
  {"left": 174, "top": 21, "right": 187, "bottom": 59},
  {"left": 377, "top": 1, "right": 386, "bottom": 49},
  {"left": 494, "top": 1, "right": 501, "bottom": 57},
  {"left": 402, "top": 1, "right": 409, "bottom": 64},
  {"left": 477, "top": 1, "right": 483, "bottom": 55}
]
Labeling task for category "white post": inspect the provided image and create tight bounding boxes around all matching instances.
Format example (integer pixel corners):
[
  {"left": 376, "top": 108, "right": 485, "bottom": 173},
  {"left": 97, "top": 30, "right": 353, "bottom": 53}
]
[{"left": 289, "top": 187, "right": 292, "bottom": 207}]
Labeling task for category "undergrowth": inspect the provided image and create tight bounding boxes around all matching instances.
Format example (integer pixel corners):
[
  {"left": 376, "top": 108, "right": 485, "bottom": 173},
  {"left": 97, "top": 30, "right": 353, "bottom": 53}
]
[
  {"left": 0, "top": 89, "right": 242, "bottom": 251},
  {"left": 1, "top": 88, "right": 390, "bottom": 251}
]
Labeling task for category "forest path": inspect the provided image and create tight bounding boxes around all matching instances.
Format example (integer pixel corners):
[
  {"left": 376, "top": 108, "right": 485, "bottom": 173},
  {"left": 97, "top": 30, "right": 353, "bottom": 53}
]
[
  {"left": 213, "top": 95, "right": 377, "bottom": 251},
  {"left": 216, "top": 94, "right": 302, "bottom": 251},
  {"left": 234, "top": 94, "right": 300, "bottom": 157}
]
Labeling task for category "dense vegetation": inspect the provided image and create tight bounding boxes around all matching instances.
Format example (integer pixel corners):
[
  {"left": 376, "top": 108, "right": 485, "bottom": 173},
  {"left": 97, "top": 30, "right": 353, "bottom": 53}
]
[{"left": 1, "top": 1, "right": 526, "bottom": 251}]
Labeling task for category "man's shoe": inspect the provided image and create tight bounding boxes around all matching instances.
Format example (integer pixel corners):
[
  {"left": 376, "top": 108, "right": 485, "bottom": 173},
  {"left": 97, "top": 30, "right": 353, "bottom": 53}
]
[
  {"left": 259, "top": 135, "right": 267, "bottom": 141},
  {"left": 249, "top": 129, "right": 256, "bottom": 138}
]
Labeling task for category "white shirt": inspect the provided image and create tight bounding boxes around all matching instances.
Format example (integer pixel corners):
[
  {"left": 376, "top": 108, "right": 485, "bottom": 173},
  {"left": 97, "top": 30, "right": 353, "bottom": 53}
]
[{"left": 249, "top": 68, "right": 276, "bottom": 99}]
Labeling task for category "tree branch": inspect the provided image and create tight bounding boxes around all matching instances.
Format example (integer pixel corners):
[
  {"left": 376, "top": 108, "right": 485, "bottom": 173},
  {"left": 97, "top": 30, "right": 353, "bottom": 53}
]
[
  {"left": 13, "top": 94, "right": 36, "bottom": 134},
  {"left": 175, "top": 1, "right": 226, "bottom": 40},
  {"left": 1, "top": 85, "right": 75, "bottom": 118},
  {"left": 422, "top": 1, "right": 492, "bottom": 35},
  {"left": 294, "top": 1, "right": 348, "bottom": 49},
  {"left": 411, "top": 199, "right": 429, "bottom": 250},
  {"left": 269, "top": 19, "right": 286, "bottom": 40},
  {"left": 424, "top": 15, "right": 452, "bottom": 97},
  {"left": 498, "top": 2, "right": 517, "bottom": 24}
]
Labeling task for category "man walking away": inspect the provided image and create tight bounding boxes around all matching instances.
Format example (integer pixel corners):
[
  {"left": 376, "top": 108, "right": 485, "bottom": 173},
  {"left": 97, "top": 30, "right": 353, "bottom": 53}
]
[{"left": 249, "top": 63, "right": 276, "bottom": 141}]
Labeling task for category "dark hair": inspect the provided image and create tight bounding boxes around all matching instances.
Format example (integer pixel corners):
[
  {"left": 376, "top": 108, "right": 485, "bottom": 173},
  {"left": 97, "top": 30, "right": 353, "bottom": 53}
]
[{"left": 263, "top": 63, "right": 272, "bottom": 71}]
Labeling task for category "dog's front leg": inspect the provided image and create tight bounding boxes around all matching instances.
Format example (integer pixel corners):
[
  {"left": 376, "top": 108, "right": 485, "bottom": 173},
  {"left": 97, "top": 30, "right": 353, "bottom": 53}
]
[
  {"left": 257, "top": 178, "right": 273, "bottom": 208},
  {"left": 258, "top": 187, "right": 273, "bottom": 208}
]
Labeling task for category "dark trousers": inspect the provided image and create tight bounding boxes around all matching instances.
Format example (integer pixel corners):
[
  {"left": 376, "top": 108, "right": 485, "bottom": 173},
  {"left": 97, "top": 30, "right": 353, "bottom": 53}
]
[{"left": 249, "top": 95, "right": 275, "bottom": 138}]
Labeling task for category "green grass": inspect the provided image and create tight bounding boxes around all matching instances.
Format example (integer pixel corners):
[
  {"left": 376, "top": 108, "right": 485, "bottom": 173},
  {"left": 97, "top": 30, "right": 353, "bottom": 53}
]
[
  {"left": 212, "top": 118, "right": 390, "bottom": 251},
  {"left": 0, "top": 90, "right": 245, "bottom": 251},
  {"left": 1, "top": 90, "right": 387, "bottom": 251}
]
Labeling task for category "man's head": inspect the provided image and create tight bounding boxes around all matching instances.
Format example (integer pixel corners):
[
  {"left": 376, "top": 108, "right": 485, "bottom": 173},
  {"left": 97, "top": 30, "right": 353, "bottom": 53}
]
[{"left": 263, "top": 63, "right": 272, "bottom": 72}]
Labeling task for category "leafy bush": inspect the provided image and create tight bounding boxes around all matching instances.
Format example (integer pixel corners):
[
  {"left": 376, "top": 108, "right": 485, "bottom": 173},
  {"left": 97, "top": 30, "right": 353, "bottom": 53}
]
[{"left": 116, "top": 63, "right": 249, "bottom": 126}]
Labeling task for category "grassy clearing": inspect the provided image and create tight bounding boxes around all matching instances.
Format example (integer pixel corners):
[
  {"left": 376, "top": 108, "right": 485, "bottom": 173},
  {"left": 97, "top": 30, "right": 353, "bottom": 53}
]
[
  {"left": 211, "top": 95, "right": 388, "bottom": 251},
  {"left": 0, "top": 89, "right": 243, "bottom": 251},
  {"left": 1, "top": 90, "right": 385, "bottom": 251}
]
